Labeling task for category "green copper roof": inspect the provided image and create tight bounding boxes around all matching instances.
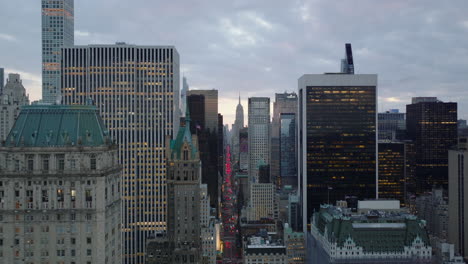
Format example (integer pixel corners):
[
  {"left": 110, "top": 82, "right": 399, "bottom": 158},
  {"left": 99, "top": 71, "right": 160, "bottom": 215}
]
[
  {"left": 4, "top": 105, "right": 111, "bottom": 147},
  {"left": 313, "top": 205, "right": 430, "bottom": 253},
  {"left": 170, "top": 99, "right": 197, "bottom": 159}
]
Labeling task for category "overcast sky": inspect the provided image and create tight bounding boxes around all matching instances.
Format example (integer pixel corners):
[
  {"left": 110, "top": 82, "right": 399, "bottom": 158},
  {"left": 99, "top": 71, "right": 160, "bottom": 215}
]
[{"left": 1, "top": 0, "right": 468, "bottom": 125}]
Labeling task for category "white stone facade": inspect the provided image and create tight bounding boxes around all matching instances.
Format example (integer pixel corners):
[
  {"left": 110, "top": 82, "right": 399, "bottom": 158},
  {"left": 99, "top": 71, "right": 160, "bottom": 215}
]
[
  {"left": 248, "top": 183, "right": 277, "bottom": 221},
  {"left": 0, "top": 73, "right": 29, "bottom": 141},
  {"left": 0, "top": 146, "right": 121, "bottom": 264}
]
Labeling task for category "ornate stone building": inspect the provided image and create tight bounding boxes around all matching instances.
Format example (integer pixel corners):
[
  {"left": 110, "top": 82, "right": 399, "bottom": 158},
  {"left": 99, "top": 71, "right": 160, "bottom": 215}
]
[{"left": 0, "top": 105, "right": 121, "bottom": 264}]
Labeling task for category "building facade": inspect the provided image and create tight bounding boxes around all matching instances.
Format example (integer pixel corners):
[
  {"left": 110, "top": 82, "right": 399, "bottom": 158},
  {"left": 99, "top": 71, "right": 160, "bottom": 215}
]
[
  {"left": 0, "top": 68, "right": 4, "bottom": 93},
  {"left": 42, "top": 0, "right": 74, "bottom": 103},
  {"left": 413, "top": 188, "right": 448, "bottom": 240},
  {"left": 232, "top": 96, "right": 245, "bottom": 167},
  {"left": 310, "top": 204, "right": 432, "bottom": 264},
  {"left": 244, "top": 236, "right": 286, "bottom": 264},
  {"left": 272, "top": 93, "right": 298, "bottom": 188},
  {"left": 378, "top": 142, "right": 406, "bottom": 205},
  {"left": 166, "top": 112, "right": 201, "bottom": 263},
  {"left": 406, "top": 97, "right": 457, "bottom": 193},
  {"left": 61, "top": 44, "right": 179, "bottom": 264},
  {"left": 280, "top": 113, "right": 297, "bottom": 188},
  {"left": 247, "top": 183, "right": 277, "bottom": 221},
  {"left": 378, "top": 109, "right": 406, "bottom": 141},
  {"left": 0, "top": 73, "right": 29, "bottom": 141},
  {"left": 298, "top": 74, "right": 377, "bottom": 232},
  {"left": 0, "top": 105, "right": 121, "bottom": 264},
  {"left": 448, "top": 138, "right": 468, "bottom": 260},
  {"left": 248, "top": 97, "right": 270, "bottom": 184},
  {"left": 284, "top": 224, "right": 305, "bottom": 264}
]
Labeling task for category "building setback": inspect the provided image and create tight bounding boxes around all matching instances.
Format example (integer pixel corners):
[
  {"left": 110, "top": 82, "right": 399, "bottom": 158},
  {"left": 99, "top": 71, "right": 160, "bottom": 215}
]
[
  {"left": 61, "top": 44, "right": 179, "bottom": 264},
  {"left": 42, "top": 0, "right": 74, "bottom": 103},
  {"left": 0, "top": 105, "right": 121, "bottom": 263},
  {"left": 0, "top": 73, "right": 29, "bottom": 141},
  {"left": 406, "top": 97, "right": 457, "bottom": 193},
  {"left": 298, "top": 74, "right": 377, "bottom": 232}
]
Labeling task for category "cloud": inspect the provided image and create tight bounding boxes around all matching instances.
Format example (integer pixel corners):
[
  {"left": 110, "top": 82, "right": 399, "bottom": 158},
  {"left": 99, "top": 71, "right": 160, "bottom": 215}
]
[
  {"left": 461, "top": 20, "right": 468, "bottom": 30},
  {"left": 75, "top": 30, "right": 90, "bottom": 37},
  {"left": 0, "top": 33, "right": 17, "bottom": 42}
]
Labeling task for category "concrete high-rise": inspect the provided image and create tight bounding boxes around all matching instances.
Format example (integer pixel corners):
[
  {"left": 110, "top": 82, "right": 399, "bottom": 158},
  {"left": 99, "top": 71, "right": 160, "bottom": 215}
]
[
  {"left": 41, "top": 0, "right": 74, "bottom": 103},
  {"left": 61, "top": 44, "right": 180, "bottom": 264},
  {"left": 0, "top": 73, "right": 30, "bottom": 141},
  {"left": 448, "top": 138, "right": 468, "bottom": 259},
  {"left": 0, "top": 105, "right": 121, "bottom": 263},
  {"left": 272, "top": 92, "right": 298, "bottom": 188},
  {"left": 406, "top": 97, "right": 457, "bottom": 193},
  {"left": 298, "top": 74, "right": 377, "bottom": 232},
  {"left": 248, "top": 97, "right": 270, "bottom": 184}
]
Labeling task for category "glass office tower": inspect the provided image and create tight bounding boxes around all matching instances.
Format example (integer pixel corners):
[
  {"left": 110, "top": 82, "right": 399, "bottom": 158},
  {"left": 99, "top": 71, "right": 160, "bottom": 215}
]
[
  {"left": 298, "top": 74, "right": 377, "bottom": 232},
  {"left": 280, "top": 113, "right": 297, "bottom": 187}
]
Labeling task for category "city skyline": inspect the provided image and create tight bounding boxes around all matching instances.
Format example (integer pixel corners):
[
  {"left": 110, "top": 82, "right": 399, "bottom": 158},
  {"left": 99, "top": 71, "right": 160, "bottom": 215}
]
[{"left": 1, "top": 1, "right": 468, "bottom": 124}]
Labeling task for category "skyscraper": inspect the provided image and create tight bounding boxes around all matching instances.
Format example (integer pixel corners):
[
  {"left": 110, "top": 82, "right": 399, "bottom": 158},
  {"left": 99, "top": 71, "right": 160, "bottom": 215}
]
[
  {"left": 406, "top": 97, "right": 457, "bottom": 193},
  {"left": 272, "top": 92, "right": 298, "bottom": 188},
  {"left": 340, "top": 43, "right": 355, "bottom": 74},
  {"left": 166, "top": 110, "right": 201, "bottom": 263},
  {"left": 232, "top": 95, "right": 245, "bottom": 166},
  {"left": 448, "top": 138, "right": 468, "bottom": 259},
  {"left": 248, "top": 97, "right": 270, "bottom": 184},
  {"left": 280, "top": 113, "right": 297, "bottom": 187},
  {"left": 61, "top": 44, "right": 180, "bottom": 264},
  {"left": 41, "top": 0, "right": 74, "bottom": 103},
  {"left": 378, "top": 142, "right": 406, "bottom": 205},
  {"left": 187, "top": 91, "right": 219, "bottom": 210},
  {"left": 298, "top": 74, "right": 377, "bottom": 232},
  {"left": 0, "top": 73, "right": 30, "bottom": 141},
  {"left": 181, "top": 76, "right": 189, "bottom": 115},
  {"left": 0, "top": 105, "right": 121, "bottom": 263}
]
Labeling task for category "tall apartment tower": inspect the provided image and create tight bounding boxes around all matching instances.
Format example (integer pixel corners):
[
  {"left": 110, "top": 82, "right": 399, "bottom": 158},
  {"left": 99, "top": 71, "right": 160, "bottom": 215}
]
[
  {"left": 448, "top": 138, "right": 468, "bottom": 259},
  {"left": 41, "top": 0, "right": 74, "bottom": 103},
  {"left": 272, "top": 92, "right": 298, "bottom": 188},
  {"left": 340, "top": 43, "right": 355, "bottom": 74},
  {"left": 0, "top": 105, "right": 121, "bottom": 263},
  {"left": 166, "top": 110, "right": 201, "bottom": 263},
  {"left": 298, "top": 74, "right": 377, "bottom": 232},
  {"left": 0, "top": 73, "right": 30, "bottom": 141},
  {"left": 187, "top": 90, "right": 219, "bottom": 210},
  {"left": 406, "top": 97, "right": 457, "bottom": 193},
  {"left": 181, "top": 76, "right": 189, "bottom": 116},
  {"left": 61, "top": 44, "right": 180, "bottom": 264},
  {"left": 248, "top": 97, "right": 270, "bottom": 184}
]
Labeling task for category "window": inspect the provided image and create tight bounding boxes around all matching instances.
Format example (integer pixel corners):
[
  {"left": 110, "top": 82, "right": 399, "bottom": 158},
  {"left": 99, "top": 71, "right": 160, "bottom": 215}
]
[
  {"left": 70, "top": 159, "right": 76, "bottom": 169},
  {"left": 27, "top": 155, "right": 34, "bottom": 171},
  {"left": 57, "top": 189, "right": 64, "bottom": 202},
  {"left": 71, "top": 237, "right": 76, "bottom": 244},
  {"left": 87, "top": 237, "right": 92, "bottom": 244},
  {"left": 56, "top": 154, "right": 65, "bottom": 171},
  {"left": 71, "top": 189, "right": 76, "bottom": 201},
  {"left": 87, "top": 249, "right": 92, "bottom": 256},
  {"left": 42, "top": 190, "right": 48, "bottom": 202},
  {"left": 85, "top": 190, "right": 92, "bottom": 201},
  {"left": 90, "top": 155, "right": 96, "bottom": 170},
  {"left": 42, "top": 155, "right": 50, "bottom": 171}
]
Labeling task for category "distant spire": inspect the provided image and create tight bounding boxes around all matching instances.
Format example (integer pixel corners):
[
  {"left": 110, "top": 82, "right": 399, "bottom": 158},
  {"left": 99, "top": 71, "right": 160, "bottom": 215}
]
[{"left": 239, "top": 92, "right": 241, "bottom": 105}]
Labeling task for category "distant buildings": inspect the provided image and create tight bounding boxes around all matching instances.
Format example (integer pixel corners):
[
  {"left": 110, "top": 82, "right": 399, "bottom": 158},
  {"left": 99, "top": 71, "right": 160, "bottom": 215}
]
[
  {"left": 406, "top": 97, "right": 457, "bottom": 193},
  {"left": 42, "top": 0, "right": 74, "bottom": 103},
  {"left": 181, "top": 76, "right": 189, "bottom": 116},
  {"left": 0, "top": 73, "right": 29, "bottom": 141},
  {"left": 298, "top": 73, "right": 377, "bottom": 232},
  {"left": 310, "top": 201, "right": 432, "bottom": 264},
  {"left": 284, "top": 224, "right": 305, "bottom": 264},
  {"left": 244, "top": 235, "right": 287, "bottom": 264},
  {"left": 165, "top": 111, "right": 201, "bottom": 263},
  {"left": 61, "top": 43, "right": 180, "bottom": 263},
  {"left": 0, "top": 68, "right": 4, "bottom": 93},
  {"left": 378, "top": 109, "right": 406, "bottom": 141},
  {"left": 448, "top": 137, "right": 468, "bottom": 260},
  {"left": 187, "top": 90, "right": 219, "bottom": 211},
  {"left": 239, "top": 127, "right": 249, "bottom": 172},
  {"left": 0, "top": 105, "right": 121, "bottom": 263},
  {"left": 232, "top": 95, "right": 245, "bottom": 166},
  {"left": 413, "top": 188, "right": 448, "bottom": 240},
  {"left": 340, "top": 43, "right": 355, "bottom": 74},
  {"left": 247, "top": 183, "right": 277, "bottom": 221},
  {"left": 272, "top": 92, "right": 298, "bottom": 188},
  {"left": 248, "top": 97, "right": 270, "bottom": 184}
]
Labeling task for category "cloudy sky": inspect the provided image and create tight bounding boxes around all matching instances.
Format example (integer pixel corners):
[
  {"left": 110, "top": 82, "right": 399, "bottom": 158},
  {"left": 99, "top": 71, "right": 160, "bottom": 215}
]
[{"left": 1, "top": 0, "right": 468, "bottom": 125}]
